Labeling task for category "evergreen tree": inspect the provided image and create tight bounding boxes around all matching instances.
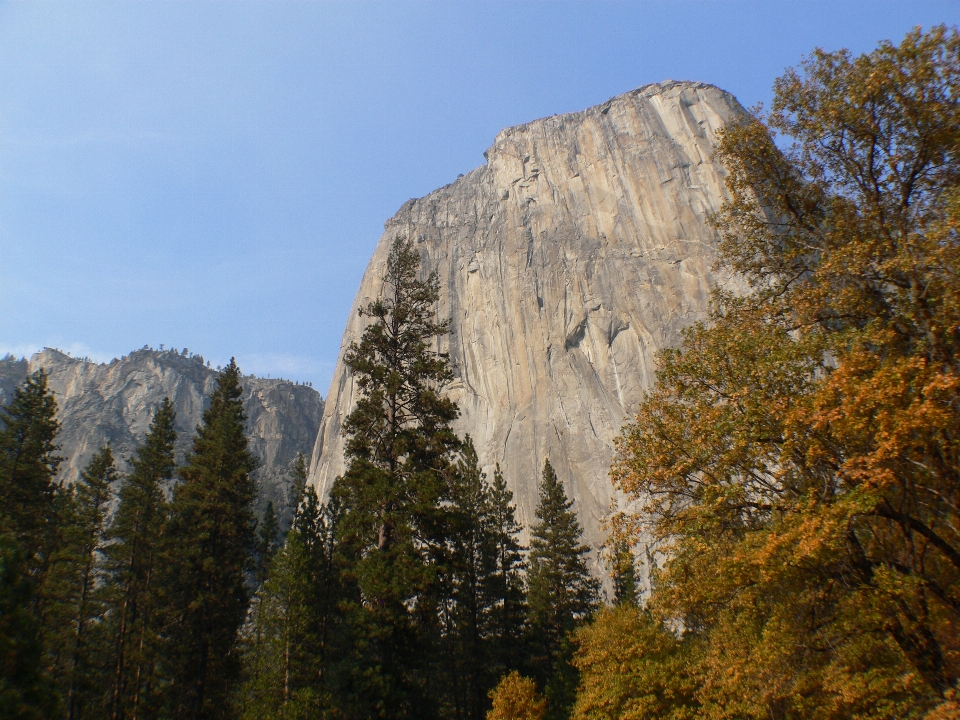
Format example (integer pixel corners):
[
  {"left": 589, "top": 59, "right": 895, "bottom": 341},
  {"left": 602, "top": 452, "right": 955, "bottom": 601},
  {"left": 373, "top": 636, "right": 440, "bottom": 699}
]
[
  {"left": 240, "top": 490, "right": 344, "bottom": 719},
  {"left": 254, "top": 502, "right": 279, "bottom": 585},
  {"left": 41, "top": 447, "right": 115, "bottom": 720},
  {"left": 441, "top": 438, "right": 491, "bottom": 720},
  {"left": 0, "top": 370, "right": 63, "bottom": 718},
  {"left": 526, "top": 460, "right": 599, "bottom": 720},
  {"left": 0, "top": 535, "right": 56, "bottom": 720},
  {"left": 287, "top": 454, "right": 307, "bottom": 520},
  {"left": 481, "top": 465, "right": 526, "bottom": 679},
  {"left": 331, "top": 236, "right": 460, "bottom": 718},
  {"left": 165, "top": 361, "right": 258, "bottom": 719},
  {"left": 609, "top": 539, "right": 637, "bottom": 607},
  {"left": 0, "top": 369, "right": 62, "bottom": 574},
  {"left": 102, "top": 398, "right": 177, "bottom": 720},
  {"left": 441, "top": 447, "right": 531, "bottom": 720}
]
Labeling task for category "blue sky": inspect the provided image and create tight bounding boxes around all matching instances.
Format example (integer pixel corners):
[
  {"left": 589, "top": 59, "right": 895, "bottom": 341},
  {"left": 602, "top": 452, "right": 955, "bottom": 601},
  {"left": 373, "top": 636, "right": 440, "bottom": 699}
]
[{"left": 2, "top": 1, "right": 957, "bottom": 394}]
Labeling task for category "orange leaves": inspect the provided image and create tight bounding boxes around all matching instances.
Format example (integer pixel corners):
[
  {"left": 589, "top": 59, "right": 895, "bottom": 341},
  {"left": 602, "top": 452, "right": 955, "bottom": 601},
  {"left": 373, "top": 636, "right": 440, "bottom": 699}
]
[
  {"left": 572, "top": 606, "right": 697, "bottom": 720},
  {"left": 606, "top": 25, "right": 960, "bottom": 718}
]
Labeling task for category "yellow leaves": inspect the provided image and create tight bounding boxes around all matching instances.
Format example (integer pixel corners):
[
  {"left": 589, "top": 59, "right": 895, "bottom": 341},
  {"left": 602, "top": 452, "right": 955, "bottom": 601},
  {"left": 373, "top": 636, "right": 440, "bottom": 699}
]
[
  {"left": 572, "top": 606, "right": 697, "bottom": 720},
  {"left": 487, "top": 672, "right": 547, "bottom": 720},
  {"left": 609, "top": 24, "right": 960, "bottom": 717}
]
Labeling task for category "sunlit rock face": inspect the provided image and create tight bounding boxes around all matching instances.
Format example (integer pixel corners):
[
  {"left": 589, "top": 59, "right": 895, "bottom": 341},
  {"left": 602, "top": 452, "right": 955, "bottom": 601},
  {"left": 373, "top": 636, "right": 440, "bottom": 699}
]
[
  {"left": 309, "top": 81, "right": 745, "bottom": 568},
  {"left": 0, "top": 348, "right": 323, "bottom": 526}
]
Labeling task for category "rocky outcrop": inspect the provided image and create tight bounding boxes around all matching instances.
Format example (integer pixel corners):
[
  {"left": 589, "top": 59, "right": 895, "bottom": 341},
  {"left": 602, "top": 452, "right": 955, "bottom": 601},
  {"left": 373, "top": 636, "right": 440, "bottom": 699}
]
[
  {"left": 308, "top": 81, "right": 745, "bottom": 569},
  {"left": 0, "top": 348, "right": 323, "bottom": 526}
]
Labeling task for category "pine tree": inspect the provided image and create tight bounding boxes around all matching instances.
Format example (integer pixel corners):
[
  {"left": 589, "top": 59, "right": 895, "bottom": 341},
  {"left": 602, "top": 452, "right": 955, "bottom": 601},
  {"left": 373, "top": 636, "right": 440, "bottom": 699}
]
[
  {"left": 482, "top": 465, "right": 526, "bottom": 680},
  {"left": 0, "top": 535, "right": 56, "bottom": 720},
  {"left": 0, "top": 370, "right": 63, "bottom": 718},
  {"left": 441, "top": 438, "right": 491, "bottom": 720},
  {"left": 331, "top": 236, "right": 460, "bottom": 718},
  {"left": 41, "top": 447, "right": 115, "bottom": 720},
  {"left": 434, "top": 446, "right": 529, "bottom": 720},
  {"left": 254, "top": 502, "right": 279, "bottom": 585},
  {"left": 101, "top": 398, "right": 176, "bottom": 720},
  {"left": 526, "top": 460, "right": 598, "bottom": 720},
  {"left": 0, "top": 369, "right": 62, "bottom": 574},
  {"left": 240, "top": 490, "right": 344, "bottom": 719},
  {"left": 288, "top": 454, "right": 307, "bottom": 519},
  {"left": 164, "top": 361, "right": 258, "bottom": 719},
  {"left": 609, "top": 539, "right": 637, "bottom": 607}
]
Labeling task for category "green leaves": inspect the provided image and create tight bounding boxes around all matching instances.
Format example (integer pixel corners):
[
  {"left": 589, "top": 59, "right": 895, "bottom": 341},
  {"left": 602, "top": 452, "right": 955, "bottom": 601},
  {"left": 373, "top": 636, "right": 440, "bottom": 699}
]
[
  {"left": 333, "top": 237, "right": 463, "bottom": 718},
  {"left": 0, "top": 369, "right": 62, "bottom": 570},
  {"left": 166, "top": 360, "right": 259, "bottom": 719},
  {"left": 101, "top": 398, "right": 176, "bottom": 720},
  {"left": 527, "top": 460, "right": 599, "bottom": 720},
  {"left": 0, "top": 535, "right": 54, "bottom": 720}
]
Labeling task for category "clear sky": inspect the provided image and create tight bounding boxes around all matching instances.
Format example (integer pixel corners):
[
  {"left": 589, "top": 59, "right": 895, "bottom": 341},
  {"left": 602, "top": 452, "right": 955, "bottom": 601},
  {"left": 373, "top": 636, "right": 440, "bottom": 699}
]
[{"left": 2, "top": 1, "right": 957, "bottom": 395}]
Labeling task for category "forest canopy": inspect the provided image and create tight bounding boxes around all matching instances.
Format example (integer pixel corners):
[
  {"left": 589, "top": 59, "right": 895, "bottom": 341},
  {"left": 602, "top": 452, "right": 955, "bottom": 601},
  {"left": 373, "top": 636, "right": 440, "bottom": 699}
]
[{"left": 608, "top": 24, "right": 960, "bottom": 720}]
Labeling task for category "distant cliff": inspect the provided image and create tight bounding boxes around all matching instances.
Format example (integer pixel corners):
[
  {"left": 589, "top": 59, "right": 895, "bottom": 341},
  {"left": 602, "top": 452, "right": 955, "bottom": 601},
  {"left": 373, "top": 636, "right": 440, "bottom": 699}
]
[
  {"left": 0, "top": 348, "right": 323, "bottom": 526},
  {"left": 310, "top": 81, "right": 745, "bottom": 575}
]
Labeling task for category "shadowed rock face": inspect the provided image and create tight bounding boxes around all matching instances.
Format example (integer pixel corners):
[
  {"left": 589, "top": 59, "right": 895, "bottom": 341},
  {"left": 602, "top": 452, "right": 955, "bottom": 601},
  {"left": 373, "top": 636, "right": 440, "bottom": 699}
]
[
  {"left": 309, "top": 81, "right": 746, "bottom": 569},
  {"left": 0, "top": 348, "right": 323, "bottom": 527}
]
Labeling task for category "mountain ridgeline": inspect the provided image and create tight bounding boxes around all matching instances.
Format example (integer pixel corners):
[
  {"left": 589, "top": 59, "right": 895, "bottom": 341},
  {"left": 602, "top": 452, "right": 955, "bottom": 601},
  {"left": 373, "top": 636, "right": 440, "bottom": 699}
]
[
  {"left": 0, "top": 348, "right": 323, "bottom": 524},
  {"left": 5, "top": 23, "right": 960, "bottom": 717}
]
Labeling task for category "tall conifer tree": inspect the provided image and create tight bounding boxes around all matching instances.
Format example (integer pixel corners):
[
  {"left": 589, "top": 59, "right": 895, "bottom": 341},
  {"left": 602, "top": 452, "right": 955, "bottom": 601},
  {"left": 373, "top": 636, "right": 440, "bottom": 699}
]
[
  {"left": 482, "top": 465, "right": 526, "bottom": 679},
  {"left": 41, "top": 447, "right": 115, "bottom": 720},
  {"left": 442, "top": 438, "right": 491, "bottom": 720},
  {"left": 102, "top": 398, "right": 176, "bottom": 720},
  {"left": 0, "top": 369, "right": 62, "bottom": 574},
  {"left": 254, "top": 502, "right": 279, "bottom": 586},
  {"left": 0, "top": 370, "right": 62, "bottom": 718},
  {"left": 241, "top": 490, "right": 344, "bottom": 719},
  {"left": 526, "top": 460, "right": 598, "bottom": 720},
  {"left": 165, "top": 361, "right": 258, "bottom": 719},
  {"left": 0, "top": 535, "right": 55, "bottom": 720},
  {"left": 441, "top": 446, "right": 528, "bottom": 720},
  {"left": 331, "top": 236, "right": 460, "bottom": 718}
]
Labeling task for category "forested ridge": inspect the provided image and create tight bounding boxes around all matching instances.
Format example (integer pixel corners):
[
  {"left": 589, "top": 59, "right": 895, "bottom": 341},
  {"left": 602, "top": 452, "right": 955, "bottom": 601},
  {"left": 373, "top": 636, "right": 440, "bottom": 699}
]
[{"left": 3, "top": 26, "right": 960, "bottom": 720}]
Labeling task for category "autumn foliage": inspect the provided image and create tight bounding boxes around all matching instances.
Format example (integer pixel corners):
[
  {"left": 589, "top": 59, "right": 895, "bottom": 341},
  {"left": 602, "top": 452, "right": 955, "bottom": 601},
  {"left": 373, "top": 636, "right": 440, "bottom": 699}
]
[
  {"left": 488, "top": 672, "right": 547, "bottom": 720},
  {"left": 606, "top": 25, "right": 960, "bottom": 719}
]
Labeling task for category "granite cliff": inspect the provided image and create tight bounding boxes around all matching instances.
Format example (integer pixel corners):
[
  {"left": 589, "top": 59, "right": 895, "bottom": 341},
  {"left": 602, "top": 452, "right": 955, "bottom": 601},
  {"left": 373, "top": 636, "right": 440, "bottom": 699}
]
[
  {"left": 308, "top": 81, "right": 746, "bottom": 572},
  {"left": 0, "top": 348, "right": 323, "bottom": 525}
]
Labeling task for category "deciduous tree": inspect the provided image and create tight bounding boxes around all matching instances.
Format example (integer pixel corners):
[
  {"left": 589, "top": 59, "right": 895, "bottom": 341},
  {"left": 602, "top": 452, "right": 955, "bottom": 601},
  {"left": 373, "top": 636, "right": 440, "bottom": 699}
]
[
  {"left": 612, "top": 25, "right": 960, "bottom": 717},
  {"left": 487, "top": 672, "right": 546, "bottom": 720}
]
